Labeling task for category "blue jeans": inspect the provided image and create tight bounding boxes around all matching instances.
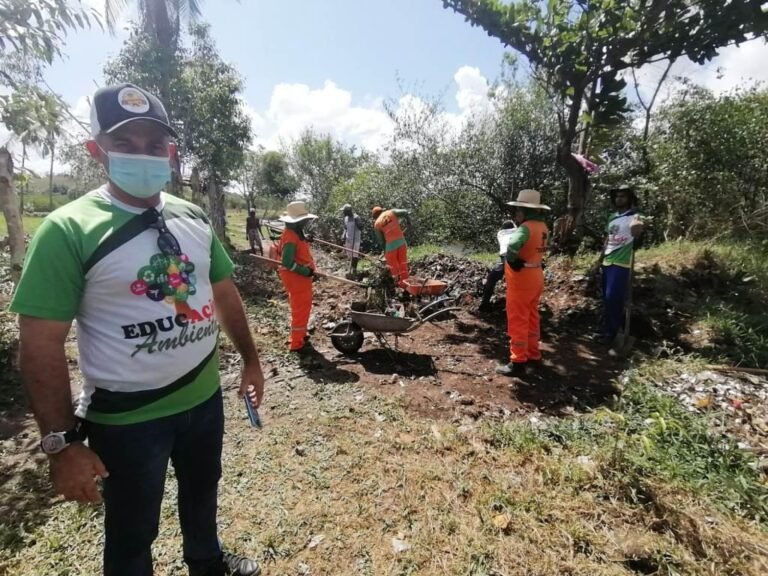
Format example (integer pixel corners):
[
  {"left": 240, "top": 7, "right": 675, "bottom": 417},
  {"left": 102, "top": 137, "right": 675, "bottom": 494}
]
[
  {"left": 86, "top": 388, "right": 224, "bottom": 576},
  {"left": 602, "top": 264, "right": 631, "bottom": 340}
]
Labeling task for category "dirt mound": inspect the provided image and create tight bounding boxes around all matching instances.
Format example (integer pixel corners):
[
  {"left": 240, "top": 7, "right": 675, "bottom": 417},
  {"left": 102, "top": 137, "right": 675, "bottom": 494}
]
[
  {"left": 232, "top": 251, "right": 281, "bottom": 300},
  {"left": 409, "top": 253, "right": 489, "bottom": 296}
]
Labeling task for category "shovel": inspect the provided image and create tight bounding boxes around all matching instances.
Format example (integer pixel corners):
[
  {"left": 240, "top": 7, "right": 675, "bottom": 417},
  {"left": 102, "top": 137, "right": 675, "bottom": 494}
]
[
  {"left": 249, "top": 254, "right": 365, "bottom": 287},
  {"left": 609, "top": 252, "right": 635, "bottom": 357}
]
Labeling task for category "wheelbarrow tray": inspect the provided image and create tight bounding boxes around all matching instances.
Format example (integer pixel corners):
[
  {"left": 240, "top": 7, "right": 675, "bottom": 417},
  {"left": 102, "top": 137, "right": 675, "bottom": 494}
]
[
  {"left": 402, "top": 277, "right": 448, "bottom": 296},
  {"left": 350, "top": 311, "right": 414, "bottom": 333}
]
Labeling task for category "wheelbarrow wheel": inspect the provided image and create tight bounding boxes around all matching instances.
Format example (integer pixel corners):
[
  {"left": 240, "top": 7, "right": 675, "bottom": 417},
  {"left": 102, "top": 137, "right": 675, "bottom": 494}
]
[{"left": 330, "top": 321, "right": 364, "bottom": 354}]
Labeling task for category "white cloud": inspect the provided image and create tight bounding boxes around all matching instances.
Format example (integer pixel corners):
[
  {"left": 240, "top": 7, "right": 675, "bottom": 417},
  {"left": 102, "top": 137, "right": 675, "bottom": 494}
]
[
  {"left": 629, "top": 39, "right": 768, "bottom": 107},
  {"left": 249, "top": 66, "right": 495, "bottom": 153},
  {"left": 252, "top": 80, "right": 394, "bottom": 151}
]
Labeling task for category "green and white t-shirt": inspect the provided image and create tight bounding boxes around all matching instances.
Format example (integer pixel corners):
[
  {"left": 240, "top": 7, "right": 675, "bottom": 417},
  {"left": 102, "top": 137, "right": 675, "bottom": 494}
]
[
  {"left": 603, "top": 209, "right": 641, "bottom": 268},
  {"left": 10, "top": 187, "right": 234, "bottom": 425}
]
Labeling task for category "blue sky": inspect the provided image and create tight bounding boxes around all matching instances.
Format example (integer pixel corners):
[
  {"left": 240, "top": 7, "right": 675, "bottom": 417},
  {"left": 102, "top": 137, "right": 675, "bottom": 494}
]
[
  {"left": 47, "top": 0, "right": 508, "bottom": 114},
  {"left": 10, "top": 0, "right": 768, "bottom": 171}
]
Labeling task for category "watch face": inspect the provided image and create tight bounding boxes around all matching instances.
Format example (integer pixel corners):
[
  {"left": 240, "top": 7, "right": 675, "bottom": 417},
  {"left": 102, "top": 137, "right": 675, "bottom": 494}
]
[{"left": 41, "top": 433, "right": 66, "bottom": 454}]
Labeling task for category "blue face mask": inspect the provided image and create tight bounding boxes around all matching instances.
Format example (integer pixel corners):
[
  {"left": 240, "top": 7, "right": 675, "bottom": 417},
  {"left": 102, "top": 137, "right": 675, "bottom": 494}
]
[{"left": 105, "top": 150, "right": 171, "bottom": 199}]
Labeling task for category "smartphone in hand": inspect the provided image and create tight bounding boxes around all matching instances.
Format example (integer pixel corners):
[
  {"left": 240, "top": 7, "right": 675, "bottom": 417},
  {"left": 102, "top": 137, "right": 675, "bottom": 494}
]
[{"left": 243, "top": 391, "right": 262, "bottom": 429}]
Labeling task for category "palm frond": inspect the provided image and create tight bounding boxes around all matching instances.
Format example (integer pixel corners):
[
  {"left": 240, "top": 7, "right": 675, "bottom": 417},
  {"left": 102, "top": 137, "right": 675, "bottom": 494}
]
[{"left": 104, "top": 0, "right": 131, "bottom": 34}]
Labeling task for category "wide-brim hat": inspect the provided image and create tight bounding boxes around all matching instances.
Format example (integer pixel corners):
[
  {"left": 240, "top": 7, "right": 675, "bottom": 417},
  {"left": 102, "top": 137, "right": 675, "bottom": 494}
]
[
  {"left": 279, "top": 201, "right": 317, "bottom": 223},
  {"left": 507, "top": 189, "right": 551, "bottom": 211}
]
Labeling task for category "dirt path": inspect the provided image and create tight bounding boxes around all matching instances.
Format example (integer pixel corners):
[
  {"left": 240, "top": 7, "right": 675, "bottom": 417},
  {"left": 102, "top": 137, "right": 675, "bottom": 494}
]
[{"left": 240, "top": 246, "right": 626, "bottom": 423}]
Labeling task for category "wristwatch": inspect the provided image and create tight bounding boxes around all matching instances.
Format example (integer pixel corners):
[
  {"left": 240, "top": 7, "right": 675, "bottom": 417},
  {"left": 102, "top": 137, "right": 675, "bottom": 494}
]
[{"left": 40, "top": 421, "right": 85, "bottom": 455}]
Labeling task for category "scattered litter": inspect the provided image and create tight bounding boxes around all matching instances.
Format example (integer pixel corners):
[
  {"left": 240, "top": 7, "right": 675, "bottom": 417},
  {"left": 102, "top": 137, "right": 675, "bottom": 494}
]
[
  {"left": 391, "top": 537, "right": 411, "bottom": 554},
  {"left": 307, "top": 534, "right": 325, "bottom": 550}
]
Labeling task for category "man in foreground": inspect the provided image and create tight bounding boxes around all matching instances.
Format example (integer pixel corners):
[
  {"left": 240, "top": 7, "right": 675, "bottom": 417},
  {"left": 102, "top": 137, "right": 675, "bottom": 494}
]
[
  {"left": 11, "top": 83, "right": 263, "bottom": 576},
  {"left": 372, "top": 206, "right": 410, "bottom": 287},
  {"left": 496, "top": 190, "right": 551, "bottom": 378}
]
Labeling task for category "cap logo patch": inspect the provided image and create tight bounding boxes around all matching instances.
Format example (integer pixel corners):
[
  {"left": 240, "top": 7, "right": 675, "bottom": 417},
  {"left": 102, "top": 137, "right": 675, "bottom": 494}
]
[{"left": 118, "top": 87, "right": 150, "bottom": 114}]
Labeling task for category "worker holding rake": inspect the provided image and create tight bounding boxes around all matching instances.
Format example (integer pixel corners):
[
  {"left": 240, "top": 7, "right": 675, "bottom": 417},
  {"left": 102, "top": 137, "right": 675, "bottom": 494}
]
[
  {"left": 277, "top": 201, "right": 317, "bottom": 352},
  {"left": 372, "top": 205, "right": 411, "bottom": 287},
  {"left": 496, "top": 190, "right": 551, "bottom": 378}
]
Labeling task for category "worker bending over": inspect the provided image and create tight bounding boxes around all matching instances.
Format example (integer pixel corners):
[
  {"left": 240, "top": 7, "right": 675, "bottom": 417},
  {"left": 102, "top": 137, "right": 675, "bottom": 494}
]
[
  {"left": 372, "top": 206, "right": 410, "bottom": 287},
  {"left": 496, "top": 190, "right": 551, "bottom": 378},
  {"left": 278, "top": 202, "right": 317, "bottom": 352},
  {"left": 478, "top": 220, "right": 517, "bottom": 312}
]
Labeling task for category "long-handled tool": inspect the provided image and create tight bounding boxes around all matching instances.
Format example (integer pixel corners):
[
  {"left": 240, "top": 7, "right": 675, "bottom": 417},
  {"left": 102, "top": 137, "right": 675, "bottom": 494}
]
[
  {"left": 309, "top": 236, "right": 380, "bottom": 264},
  {"left": 610, "top": 251, "right": 635, "bottom": 357},
  {"left": 250, "top": 254, "right": 365, "bottom": 287}
]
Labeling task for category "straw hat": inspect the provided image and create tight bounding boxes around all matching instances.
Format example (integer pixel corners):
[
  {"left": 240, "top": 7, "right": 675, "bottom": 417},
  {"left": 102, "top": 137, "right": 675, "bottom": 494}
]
[
  {"left": 507, "top": 189, "right": 551, "bottom": 211},
  {"left": 279, "top": 201, "right": 317, "bottom": 223}
]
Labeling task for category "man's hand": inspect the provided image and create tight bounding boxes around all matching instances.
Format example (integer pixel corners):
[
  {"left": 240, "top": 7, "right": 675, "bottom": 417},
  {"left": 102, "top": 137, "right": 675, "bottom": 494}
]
[
  {"left": 50, "top": 443, "right": 109, "bottom": 504},
  {"left": 239, "top": 359, "right": 265, "bottom": 408}
]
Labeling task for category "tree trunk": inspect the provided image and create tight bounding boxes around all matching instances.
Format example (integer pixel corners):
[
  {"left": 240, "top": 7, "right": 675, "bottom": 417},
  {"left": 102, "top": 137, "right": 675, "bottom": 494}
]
[
  {"left": 19, "top": 142, "right": 26, "bottom": 214},
  {"left": 207, "top": 175, "right": 227, "bottom": 242},
  {"left": 48, "top": 141, "right": 55, "bottom": 211},
  {"left": 557, "top": 142, "right": 589, "bottom": 237},
  {"left": 0, "top": 147, "right": 26, "bottom": 285}
]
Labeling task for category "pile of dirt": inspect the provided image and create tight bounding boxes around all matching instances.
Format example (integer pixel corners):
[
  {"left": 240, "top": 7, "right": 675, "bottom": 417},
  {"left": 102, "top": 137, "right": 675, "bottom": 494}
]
[
  {"left": 409, "top": 253, "right": 489, "bottom": 296},
  {"left": 232, "top": 252, "right": 281, "bottom": 300}
]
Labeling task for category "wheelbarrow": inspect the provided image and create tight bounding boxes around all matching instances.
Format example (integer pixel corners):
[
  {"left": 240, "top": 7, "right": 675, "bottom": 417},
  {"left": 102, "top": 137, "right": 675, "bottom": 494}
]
[{"left": 329, "top": 299, "right": 461, "bottom": 355}]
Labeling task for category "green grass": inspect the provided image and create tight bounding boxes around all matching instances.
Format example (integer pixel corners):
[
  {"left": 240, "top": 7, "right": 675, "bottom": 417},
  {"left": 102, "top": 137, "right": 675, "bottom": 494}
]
[
  {"left": 487, "top": 358, "right": 768, "bottom": 526},
  {"left": 0, "top": 215, "right": 45, "bottom": 237}
]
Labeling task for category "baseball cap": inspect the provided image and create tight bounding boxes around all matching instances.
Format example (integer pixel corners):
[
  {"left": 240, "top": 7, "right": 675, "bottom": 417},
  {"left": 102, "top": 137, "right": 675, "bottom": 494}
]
[{"left": 90, "top": 83, "right": 178, "bottom": 138}]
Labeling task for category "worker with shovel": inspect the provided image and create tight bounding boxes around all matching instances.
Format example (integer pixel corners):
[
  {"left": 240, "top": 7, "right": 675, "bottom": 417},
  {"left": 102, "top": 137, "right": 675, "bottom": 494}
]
[
  {"left": 277, "top": 202, "right": 317, "bottom": 352},
  {"left": 341, "top": 204, "right": 363, "bottom": 276},
  {"left": 496, "top": 190, "right": 551, "bottom": 378},
  {"left": 602, "top": 186, "right": 644, "bottom": 354},
  {"left": 372, "top": 206, "right": 410, "bottom": 287}
]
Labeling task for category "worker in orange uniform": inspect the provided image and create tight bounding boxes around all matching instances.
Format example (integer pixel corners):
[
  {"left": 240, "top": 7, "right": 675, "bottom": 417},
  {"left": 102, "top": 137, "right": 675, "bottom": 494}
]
[
  {"left": 372, "top": 206, "right": 411, "bottom": 287},
  {"left": 278, "top": 202, "right": 317, "bottom": 352},
  {"left": 496, "top": 190, "right": 551, "bottom": 378}
]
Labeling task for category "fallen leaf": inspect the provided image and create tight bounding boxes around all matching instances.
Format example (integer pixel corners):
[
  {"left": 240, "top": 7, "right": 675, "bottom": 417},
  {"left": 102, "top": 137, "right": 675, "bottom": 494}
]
[{"left": 492, "top": 514, "right": 511, "bottom": 531}]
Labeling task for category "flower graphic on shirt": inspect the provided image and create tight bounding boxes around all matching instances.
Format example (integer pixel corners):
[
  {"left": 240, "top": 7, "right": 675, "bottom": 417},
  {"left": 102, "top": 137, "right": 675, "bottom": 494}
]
[{"left": 130, "top": 253, "right": 198, "bottom": 306}]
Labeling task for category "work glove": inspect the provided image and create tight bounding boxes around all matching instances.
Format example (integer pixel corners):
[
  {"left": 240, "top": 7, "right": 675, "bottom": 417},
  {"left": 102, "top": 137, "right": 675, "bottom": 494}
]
[{"left": 510, "top": 258, "right": 526, "bottom": 272}]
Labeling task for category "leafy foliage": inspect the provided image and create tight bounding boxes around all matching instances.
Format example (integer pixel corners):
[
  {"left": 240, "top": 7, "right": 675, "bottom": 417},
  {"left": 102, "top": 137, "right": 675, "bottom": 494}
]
[
  {"left": 442, "top": 0, "right": 768, "bottom": 225},
  {"left": 0, "top": 0, "right": 97, "bottom": 67},
  {"left": 290, "top": 129, "right": 363, "bottom": 212}
]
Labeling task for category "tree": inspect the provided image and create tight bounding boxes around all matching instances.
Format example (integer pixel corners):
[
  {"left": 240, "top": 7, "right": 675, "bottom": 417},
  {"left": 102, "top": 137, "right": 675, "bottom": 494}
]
[
  {"left": 0, "top": 0, "right": 97, "bottom": 282},
  {"left": 443, "top": 0, "right": 768, "bottom": 235},
  {"left": 0, "top": 148, "right": 24, "bottom": 283},
  {"left": 104, "top": 22, "right": 252, "bottom": 241},
  {"left": 180, "top": 23, "right": 251, "bottom": 240},
  {"left": 240, "top": 149, "right": 298, "bottom": 209},
  {"left": 60, "top": 138, "right": 104, "bottom": 196},
  {"left": 102, "top": 0, "right": 202, "bottom": 104},
  {"left": 290, "top": 129, "right": 360, "bottom": 211}
]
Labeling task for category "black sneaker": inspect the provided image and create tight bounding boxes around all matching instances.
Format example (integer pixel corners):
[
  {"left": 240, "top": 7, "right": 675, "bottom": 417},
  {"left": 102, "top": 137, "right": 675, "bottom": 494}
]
[{"left": 222, "top": 551, "right": 260, "bottom": 576}]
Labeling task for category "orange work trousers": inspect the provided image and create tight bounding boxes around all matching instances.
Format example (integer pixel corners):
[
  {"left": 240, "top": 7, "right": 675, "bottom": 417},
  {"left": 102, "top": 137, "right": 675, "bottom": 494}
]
[
  {"left": 279, "top": 270, "right": 313, "bottom": 351},
  {"left": 505, "top": 266, "right": 544, "bottom": 364},
  {"left": 385, "top": 244, "right": 409, "bottom": 285}
]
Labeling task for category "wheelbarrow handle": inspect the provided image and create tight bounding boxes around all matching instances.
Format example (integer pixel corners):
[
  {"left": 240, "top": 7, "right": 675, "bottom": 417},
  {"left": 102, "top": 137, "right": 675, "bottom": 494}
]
[{"left": 249, "top": 254, "right": 365, "bottom": 287}]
